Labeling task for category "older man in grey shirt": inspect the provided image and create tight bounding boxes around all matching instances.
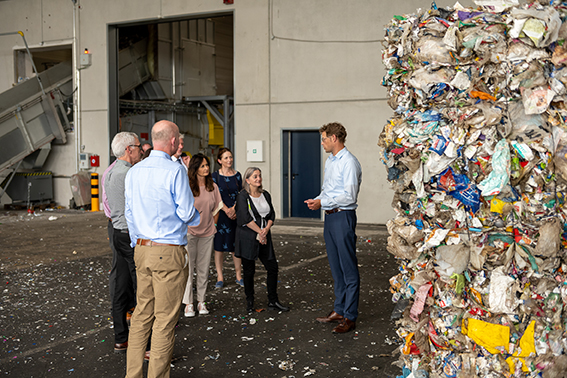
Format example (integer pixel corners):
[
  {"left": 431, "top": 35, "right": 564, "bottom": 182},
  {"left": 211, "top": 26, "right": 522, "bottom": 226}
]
[{"left": 105, "top": 132, "right": 143, "bottom": 353}]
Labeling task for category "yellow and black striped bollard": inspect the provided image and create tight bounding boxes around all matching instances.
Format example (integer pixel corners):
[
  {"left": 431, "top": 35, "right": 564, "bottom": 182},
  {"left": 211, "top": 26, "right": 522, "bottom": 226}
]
[{"left": 91, "top": 173, "right": 99, "bottom": 212}]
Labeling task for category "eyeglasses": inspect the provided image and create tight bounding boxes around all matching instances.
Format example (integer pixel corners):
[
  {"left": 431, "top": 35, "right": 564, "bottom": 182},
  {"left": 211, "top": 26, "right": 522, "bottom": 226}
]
[
  {"left": 128, "top": 144, "right": 142, "bottom": 150},
  {"left": 321, "top": 136, "right": 331, "bottom": 142}
]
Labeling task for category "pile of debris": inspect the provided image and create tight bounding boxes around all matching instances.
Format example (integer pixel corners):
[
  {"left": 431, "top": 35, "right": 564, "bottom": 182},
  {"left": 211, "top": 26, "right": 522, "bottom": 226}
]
[{"left": 380, "top": 1, "right": 567, "bottom": 376}]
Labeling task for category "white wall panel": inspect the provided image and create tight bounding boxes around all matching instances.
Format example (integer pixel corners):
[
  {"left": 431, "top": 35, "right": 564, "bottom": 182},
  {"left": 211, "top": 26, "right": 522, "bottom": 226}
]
[
  {"left": 0, "top": 0, "right": 44, "bottom": 87},
  {"left": 162, "top": 0, "right": 231, "bottom": 18},
  {"left": 233, "top": 104, "right": 270, "bottom": 187},
  {"left": 233, "top": 0, "right": 269, "bottom": 105},
  {"left": 79, "top": 0, "right": 161, "bottom": 24},
  {"left": 41, "top": 1, "right": 73, "bottom": 43},
  {"left": 80, "top": 110, "right": 110, "bottom": 170},
  {"left": 271, "top": 39, "right": 384, "bottom": 102}
]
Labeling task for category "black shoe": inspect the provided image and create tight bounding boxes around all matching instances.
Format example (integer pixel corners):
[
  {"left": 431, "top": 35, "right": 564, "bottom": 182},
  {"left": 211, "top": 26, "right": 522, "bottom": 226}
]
[
  {"left": 268, "top": 301, "right": 290, "bottom": 312},
  {"left": 246, "top": 300, "right": 254, "bottom": 314}
]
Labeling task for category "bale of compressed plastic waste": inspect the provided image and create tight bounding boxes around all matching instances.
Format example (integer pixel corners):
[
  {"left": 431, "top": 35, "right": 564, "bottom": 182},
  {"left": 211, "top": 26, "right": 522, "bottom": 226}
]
[{"left": 380, "top": 1, "right": 567, "bottom": 376}]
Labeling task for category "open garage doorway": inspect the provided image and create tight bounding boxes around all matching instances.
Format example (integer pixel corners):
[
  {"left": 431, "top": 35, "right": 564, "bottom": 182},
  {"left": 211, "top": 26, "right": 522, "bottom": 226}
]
[{"left": 108, "top": 13, "right": 234, "bottom": 164}]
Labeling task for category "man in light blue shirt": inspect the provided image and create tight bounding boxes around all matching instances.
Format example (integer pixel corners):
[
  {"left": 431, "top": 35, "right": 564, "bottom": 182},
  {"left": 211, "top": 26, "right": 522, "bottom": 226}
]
[
  {"left": 124, "top": 120, "right": 200, "bottom": 378},
  {"left": 305, "top": 122, "right": 362, "bottom": 334}
]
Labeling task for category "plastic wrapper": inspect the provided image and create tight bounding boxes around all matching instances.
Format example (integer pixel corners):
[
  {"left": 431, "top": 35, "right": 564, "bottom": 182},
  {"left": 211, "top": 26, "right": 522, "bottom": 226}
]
[
  {"left": 552, "top": 45, "right": 567, "bottom": 67},
  {"left": 408, "top": 67, "right": 455, "bottom": 92},
  {"left": 474, "top": 0, "right": 518, "bottom": 13},
  {"left": 414, "top": 36, "right": 455, "bottom": 65},
  {"left": 508, "top": 101, "right": 549, "bottom": 143},
  {"left": 534, "top": 217, "right": 563, "bottom": 257},
  {"left": 381, "top": 1, "right": 567, "bottom": 376},
  {"left": 387, "top": 219, "right": 424, "bottom": 260},
  {"left": 488, "top": 266, "right": 520, "bottom": 314},
  {"left": 510, "top": 7, "right": 562, "bottom": 48},
  {"left": 478, "top": 139, "right": 510, "bottom": 197},
  {"left": 554, "top": 137, "right": 567, "bottom": 181},
  {"left": 435, "top": 244, "right": 470, "bottom": 279},
  {"left": 522, "top": 86, "right": 556, "bottom": 115},
  {"left": 410, "top": 283, "right": 432, "bottom": 321}
]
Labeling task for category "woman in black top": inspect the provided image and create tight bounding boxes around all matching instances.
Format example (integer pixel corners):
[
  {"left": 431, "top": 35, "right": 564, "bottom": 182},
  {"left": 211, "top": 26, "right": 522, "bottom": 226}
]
[{"left": 235, "top": 167, "right": 289, "bottom": 314}]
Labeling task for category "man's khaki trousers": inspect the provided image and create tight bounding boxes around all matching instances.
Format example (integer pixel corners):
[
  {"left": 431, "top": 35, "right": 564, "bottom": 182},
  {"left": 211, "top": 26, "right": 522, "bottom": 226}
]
[{"left": 126, "top": 244, "right": 187, "bottom": 378}]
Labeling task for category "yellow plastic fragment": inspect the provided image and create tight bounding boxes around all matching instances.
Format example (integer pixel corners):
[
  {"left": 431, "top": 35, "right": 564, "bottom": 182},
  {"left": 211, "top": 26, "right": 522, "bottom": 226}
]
[
  {"left": 506, "top": 356, "right": 530, "bottom": 373},
  {"left": 513, "top": 320, "right": 536, "bottom": 358},
  {"left": 462, "top": 318, "right": 509, "bottom": 354},
  {"left": 506, "top": 357, "right": 514, "bottom": 372},
  {"left": 402, "top": 332, "right": 414, "bottom": 355},
  {"left": 490, "top": 198, "right": 505, "bottom": 213},
  {"left": 505, "top": 320, "right": 535, "bottom": 373},
  {"left": 469, "top": 287, "right": 483, "bottom": 305}
]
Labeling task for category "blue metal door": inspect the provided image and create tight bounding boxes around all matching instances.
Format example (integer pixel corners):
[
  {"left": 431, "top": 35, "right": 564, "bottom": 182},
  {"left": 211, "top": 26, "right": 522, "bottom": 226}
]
[{"left": 282, "top": 130, "right": 321, "bottom": 218}]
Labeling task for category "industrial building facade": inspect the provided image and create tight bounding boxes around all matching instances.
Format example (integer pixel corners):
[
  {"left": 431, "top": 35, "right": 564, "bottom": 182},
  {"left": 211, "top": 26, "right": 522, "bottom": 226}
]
[{"left": 0, "top": 0, "right": 471, "bottom": 224}]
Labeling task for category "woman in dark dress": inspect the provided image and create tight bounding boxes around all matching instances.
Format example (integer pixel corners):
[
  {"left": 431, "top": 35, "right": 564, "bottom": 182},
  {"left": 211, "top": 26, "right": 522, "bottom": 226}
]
[
  {"left": 212, "top": 148, "right": 243, "bottom": 288},
  {"left": 235, "top": 167, "right": 289, "bottom": 314}
]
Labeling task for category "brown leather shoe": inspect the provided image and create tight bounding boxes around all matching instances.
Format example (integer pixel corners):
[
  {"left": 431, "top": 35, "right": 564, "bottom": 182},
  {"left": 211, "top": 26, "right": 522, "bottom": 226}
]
[
  {"left": 332, "top": 318, "right": 356, "bottom": 333},
  {"left": 144, "top": 350, "right": 150, "bottom": 362},
  {"left": 114, "top": 341, "right": 128, "bottom": 353},
  {"left": 316, "top": 311, "right": 344, "bottom": 323}
]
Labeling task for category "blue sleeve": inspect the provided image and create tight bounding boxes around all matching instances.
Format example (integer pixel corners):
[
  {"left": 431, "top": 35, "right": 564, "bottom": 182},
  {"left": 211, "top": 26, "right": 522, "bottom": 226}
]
[{"left": 173, "top": 166, "right": 200, "bottom": 226}]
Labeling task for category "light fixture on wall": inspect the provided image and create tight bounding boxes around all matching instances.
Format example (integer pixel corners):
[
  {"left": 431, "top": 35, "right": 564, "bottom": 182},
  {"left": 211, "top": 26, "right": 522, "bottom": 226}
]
[{"left": 80, "top": 48, "right": 92, "bottom": 68}]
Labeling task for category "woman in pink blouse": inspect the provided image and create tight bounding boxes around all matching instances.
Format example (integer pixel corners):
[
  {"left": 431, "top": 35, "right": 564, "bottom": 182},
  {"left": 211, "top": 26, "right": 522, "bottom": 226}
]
[{"left": 182, "top": 154, "right": 222, "bottom": 317}]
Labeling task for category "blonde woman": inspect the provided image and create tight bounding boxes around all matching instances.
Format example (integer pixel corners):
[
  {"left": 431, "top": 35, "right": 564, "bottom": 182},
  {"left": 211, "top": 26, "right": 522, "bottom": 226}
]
[{"left": 235, "top": 167, "right": 289, "bottom": 314}]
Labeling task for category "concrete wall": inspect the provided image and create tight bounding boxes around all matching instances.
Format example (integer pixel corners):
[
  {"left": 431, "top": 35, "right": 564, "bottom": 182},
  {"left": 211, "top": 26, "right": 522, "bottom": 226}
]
[{"left": 0, "top": 0, "right": 474, "bottom": 223}]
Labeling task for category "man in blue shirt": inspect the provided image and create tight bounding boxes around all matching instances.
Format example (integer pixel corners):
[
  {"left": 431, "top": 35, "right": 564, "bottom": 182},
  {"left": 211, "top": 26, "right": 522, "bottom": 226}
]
[
  {"left": 124, "top": 120, "right": 200, "bottom": 378},
  {"left": 305, "top": 122, "right": 362, "bottom": 334}
]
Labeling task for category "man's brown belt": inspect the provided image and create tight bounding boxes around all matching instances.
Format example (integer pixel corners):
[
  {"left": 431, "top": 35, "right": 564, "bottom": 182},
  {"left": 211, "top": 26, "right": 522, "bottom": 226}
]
[
  {"left": 325, "top": 208, "right": 343, "bottom": 215},
  {"left": 136, "top": 239, "right": 180, "bottom": 247}
]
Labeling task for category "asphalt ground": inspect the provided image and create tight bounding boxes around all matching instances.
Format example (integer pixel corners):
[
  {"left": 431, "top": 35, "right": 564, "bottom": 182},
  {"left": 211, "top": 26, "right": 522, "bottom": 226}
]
[{"left": 0, "top": 210, "right": 401, "bottom": 377}]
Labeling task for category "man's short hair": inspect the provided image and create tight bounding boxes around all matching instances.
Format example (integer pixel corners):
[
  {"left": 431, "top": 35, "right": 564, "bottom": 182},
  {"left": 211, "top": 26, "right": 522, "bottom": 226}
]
[
  {"left": 111, "top": 132, "right": 138, "bottom": 158},
  {"left": 319, "top": 122, "right": 347, "bottom": 143}
]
